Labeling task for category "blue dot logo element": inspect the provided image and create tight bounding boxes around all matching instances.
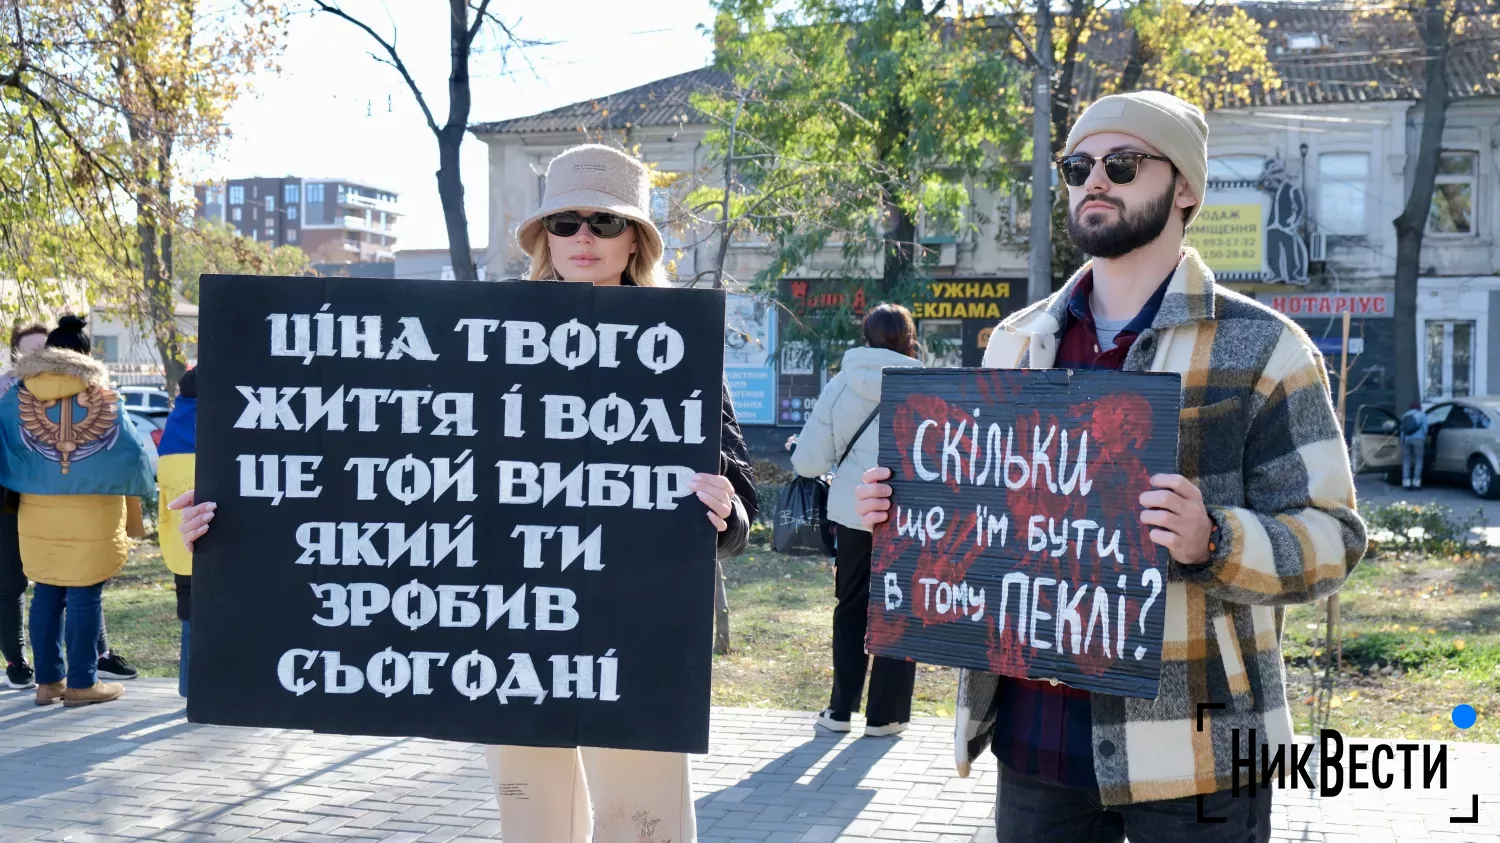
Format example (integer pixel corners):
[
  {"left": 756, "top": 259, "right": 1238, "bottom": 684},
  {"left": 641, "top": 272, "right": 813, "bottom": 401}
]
[{"left": 1452, "top": 704, "right": 1478, "bottom": 730}]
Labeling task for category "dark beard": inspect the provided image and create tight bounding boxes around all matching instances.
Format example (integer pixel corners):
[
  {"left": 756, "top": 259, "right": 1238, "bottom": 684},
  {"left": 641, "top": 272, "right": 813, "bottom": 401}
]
[{"left": 1066, "top": 183, "right": 1176, "bottom": 259}]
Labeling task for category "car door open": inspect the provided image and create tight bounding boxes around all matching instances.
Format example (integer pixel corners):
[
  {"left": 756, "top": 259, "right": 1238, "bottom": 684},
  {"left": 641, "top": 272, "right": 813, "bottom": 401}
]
[{"left": 1352, "top": 406, "right": 1401, "bottom": 472}]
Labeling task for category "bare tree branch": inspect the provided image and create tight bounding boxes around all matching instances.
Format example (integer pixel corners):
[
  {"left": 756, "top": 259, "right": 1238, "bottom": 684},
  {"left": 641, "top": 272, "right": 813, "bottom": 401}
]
[{"left": 310, "top": 0, "right": 441, "bottom": 136}]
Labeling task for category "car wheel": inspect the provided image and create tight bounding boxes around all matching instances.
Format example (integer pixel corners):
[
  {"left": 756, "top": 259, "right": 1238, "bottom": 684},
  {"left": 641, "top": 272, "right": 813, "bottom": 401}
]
[{"left": 1469, "top": 457, "right": 1500, "bottom": 499}]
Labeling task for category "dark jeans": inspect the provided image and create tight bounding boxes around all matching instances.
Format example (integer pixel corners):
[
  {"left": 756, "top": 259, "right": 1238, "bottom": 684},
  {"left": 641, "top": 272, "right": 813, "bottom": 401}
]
[
  {"left": 829, "top": 528, "right": 915, "bottom": 724},
  {"left": 0, "top": 505, "right": 25, "bottom": 666},
  {"left": 177, "top": 574, "right": 191, "bottom": 698},
  {"left": 997, "top": 765, "right": 1272, "bottom": 843},
  {"left": 0, "top": 507, "right": 109, "bottom": 666},
  {"left": 30, "top": 582, "right": 105, "bottom": 689},
  {"left": 179, "top": 621, "right": 190, "bottom": 698}
]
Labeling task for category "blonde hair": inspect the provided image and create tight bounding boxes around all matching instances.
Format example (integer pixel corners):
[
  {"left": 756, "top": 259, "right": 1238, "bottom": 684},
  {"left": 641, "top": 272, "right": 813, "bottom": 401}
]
[{"left": 526, "top": 222, "right": 669, "bottom": 287}]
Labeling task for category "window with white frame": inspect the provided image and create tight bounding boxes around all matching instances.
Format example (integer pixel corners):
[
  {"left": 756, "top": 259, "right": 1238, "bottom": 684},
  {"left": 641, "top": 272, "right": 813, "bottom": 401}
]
[
  {"left": 284, "top": 184, "right": 300, "bottom": 204},
  {"left": 920, "top": 320, "right": 964, "bottom": 368},
  {"left": 919, "top": 177, "right": 966, "bottom": 243},
  {"left": 306, "top": 183, "right": 325, "bottom": 204},
  {"left": 1207, "top": 156, "right": 1266, "bottom": 182},
  {"left": 1428, "top": 151, "right": 1477, "bottom": 235},
  {"left": 1424, "top": 320, "right": 1475, "bottom": 399},
  {"left": 231, "top": 207, "right": 242, "bottom": 222},
  {"left": 650, "top": 176, "right": 682, "bottom": 248},
  {"left": 287, "top": 229, "right": 298, "bottom": 243},
  {"left": 650, "top": 186, "right": 671, "bottom": 225},
  {"left": 287, "top": 206, "right": 298, "bottom": 222},
  {"left": 92, "top": 335, "right": 119, "bottom": 363},
  {"left": 265, "top": 195, "right": 276, "bottom": 212},
  {"left": 228, "top": 185, "right": 244, "bottom": 205},
  {"left": 1317, "top": 152, "right": 1369, "bottom": 235}
]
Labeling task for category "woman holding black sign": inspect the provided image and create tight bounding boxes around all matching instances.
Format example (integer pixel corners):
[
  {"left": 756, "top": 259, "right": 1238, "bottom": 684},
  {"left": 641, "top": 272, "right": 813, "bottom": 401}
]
[{"left": 172, "top": 143, "right": 756, "bottom": 843}]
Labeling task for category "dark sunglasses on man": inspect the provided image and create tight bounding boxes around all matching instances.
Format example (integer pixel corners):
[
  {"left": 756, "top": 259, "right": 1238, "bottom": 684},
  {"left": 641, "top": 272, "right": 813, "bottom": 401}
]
[
  {"left": 542, "top": 211, "right": 632, "bottom": 239},
  {"left": 1055, "top": 151, "right": 1174, "bottom": 188}
]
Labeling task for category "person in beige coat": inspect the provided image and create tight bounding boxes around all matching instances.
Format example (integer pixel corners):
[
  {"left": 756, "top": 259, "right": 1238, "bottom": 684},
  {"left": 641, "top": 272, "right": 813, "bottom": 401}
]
[{"left": 789, "top": 303, "right": 923, "bottom": 737}]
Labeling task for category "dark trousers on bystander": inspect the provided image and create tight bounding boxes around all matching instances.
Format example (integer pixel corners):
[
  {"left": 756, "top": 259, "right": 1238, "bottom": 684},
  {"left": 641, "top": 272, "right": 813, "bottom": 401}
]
[
  {"left": 0, "top": 495, "right": 27, "bottom": 667},
  {"left": 30, "top": 582, "right": 105, "bottom": 689},
  {"left": 996, "top": 764, "right": 1272, "bottom": 843},
  {"left": 829, "top": 528, "right": 914, "bottom": 725}
]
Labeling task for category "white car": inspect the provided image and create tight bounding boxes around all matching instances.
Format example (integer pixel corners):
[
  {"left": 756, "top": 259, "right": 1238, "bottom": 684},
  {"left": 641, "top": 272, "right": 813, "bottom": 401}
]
[
  {"left": 123, "top": 409, "right": 159, "bottom": 477},
  {"left": 1351, "top": 398, "right": 1500, "bottom": 498},
  {"left": 118, "top": 386, "right": 171, "bottom": 414}
]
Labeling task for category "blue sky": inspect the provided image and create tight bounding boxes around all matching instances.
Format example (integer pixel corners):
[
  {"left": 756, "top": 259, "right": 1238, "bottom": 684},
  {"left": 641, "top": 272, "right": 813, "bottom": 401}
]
[{"left": 199, "top": 1, "right": 717, "bottom": 250}]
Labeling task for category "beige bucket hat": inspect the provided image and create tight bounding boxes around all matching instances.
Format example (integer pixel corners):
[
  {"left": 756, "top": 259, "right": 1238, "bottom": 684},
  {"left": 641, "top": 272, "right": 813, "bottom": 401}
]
[{"left": 515, "top": 144, "right": 664, "bottom": 268}]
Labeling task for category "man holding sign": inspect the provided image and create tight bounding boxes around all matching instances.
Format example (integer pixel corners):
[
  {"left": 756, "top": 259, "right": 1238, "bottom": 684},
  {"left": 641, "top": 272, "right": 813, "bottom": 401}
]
[{"left": 855, "top": 92, "right": 1366, "bottom": 841}]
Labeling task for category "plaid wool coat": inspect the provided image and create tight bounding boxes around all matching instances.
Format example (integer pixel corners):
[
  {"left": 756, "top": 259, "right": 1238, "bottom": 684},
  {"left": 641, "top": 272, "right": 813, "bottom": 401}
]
[{"left": 957, "top": 248, "right": 1368, "bottom": 806}]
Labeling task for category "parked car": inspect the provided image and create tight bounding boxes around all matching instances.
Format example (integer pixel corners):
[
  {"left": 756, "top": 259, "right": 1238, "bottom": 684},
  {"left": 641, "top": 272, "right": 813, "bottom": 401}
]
[
  {"left": 118, "top": 386, "right": 171, "bottom": 414},
  {"left": 126, "top": 409, "right": 167, "bottom": 448},
  {"left": 1351, "top": 397, "right": 1500, "bottom": 499},
  {"left": 123, "top": 409, "right": 159, "bottom": 478}
]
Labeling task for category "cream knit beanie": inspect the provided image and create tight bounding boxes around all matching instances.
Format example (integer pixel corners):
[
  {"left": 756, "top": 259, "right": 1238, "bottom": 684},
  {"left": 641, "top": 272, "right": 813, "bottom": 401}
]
[{"left": 1063, "top": 92, "right": 1210, "bottom": 227}]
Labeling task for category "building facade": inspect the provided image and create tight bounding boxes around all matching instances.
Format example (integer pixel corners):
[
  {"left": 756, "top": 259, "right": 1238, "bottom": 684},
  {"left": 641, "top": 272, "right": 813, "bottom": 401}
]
[
  {"left": 195, "top": 178, "right": 401, "bottom": 265},
  {"left": 392, "top": 248, "right": 491, "bottom": 282},
  {"left": 86, "top": 305, "right": 200, "bottom": 387},
  {"left": 471, "top": 3, "right": 1500, "bottom": 448}
]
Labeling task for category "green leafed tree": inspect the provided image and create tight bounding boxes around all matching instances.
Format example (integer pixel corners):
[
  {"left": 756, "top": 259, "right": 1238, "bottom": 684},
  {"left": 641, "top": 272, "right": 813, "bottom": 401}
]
[
  {"left": 692, "top": 0, "right": 1029, "bottom": 361},
  {"left": 3, "top": 0, "right": 286, "bottom": 393},
  {"left": 176, "top": 220, "right": 316, "bottom": 305},
  {"left": 984, "top": 0, "right": 1280, "bottom": 288},
  {"left": 1, "top": 4, "right": 137, "bottom": 319}
]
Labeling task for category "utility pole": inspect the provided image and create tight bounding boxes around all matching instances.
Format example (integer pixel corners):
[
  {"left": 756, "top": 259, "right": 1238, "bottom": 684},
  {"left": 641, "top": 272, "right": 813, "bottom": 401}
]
[{"left": 1027, "top": 1, "right": 1054, "bottom": 305}]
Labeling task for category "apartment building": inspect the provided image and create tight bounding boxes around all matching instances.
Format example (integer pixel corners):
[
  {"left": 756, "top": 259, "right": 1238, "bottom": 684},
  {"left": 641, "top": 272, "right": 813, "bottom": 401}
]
[{"left": 195, "top": 178, "right": 401, "bottom": 264}]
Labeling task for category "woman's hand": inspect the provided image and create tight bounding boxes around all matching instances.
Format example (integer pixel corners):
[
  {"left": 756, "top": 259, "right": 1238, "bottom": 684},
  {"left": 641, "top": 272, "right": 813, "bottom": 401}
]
[
  {"left": 167, "top": 490, "right": 217, "bottom": 552},
  {"left": 854, "top": 466, "right": 893, "bottom": 530},
  {"left": 785, "top": 434, "right": 798, "bottom": 452},
  {"left": 690, "top": 473, "right": 736, "bottom": 532}
]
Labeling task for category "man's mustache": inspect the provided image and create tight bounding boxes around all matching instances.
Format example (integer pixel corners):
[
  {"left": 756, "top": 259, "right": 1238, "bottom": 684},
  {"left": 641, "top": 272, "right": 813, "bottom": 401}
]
[{"left": 1074, "top": 196, "right": 1125, "bottom": 215}]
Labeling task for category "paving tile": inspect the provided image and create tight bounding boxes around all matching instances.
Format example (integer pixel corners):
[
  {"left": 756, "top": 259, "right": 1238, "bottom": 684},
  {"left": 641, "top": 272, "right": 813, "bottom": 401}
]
[{"left": 1, "top": 681, "right": 1493, "bottom": 842}]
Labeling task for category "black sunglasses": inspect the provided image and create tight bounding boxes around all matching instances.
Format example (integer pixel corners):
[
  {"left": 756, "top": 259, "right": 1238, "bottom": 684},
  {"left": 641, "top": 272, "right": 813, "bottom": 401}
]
[
  {"left": 1055, "top": 152, "right": 1174, "bottom": 187},
  {"left": 542, "top": 211, "right": 631, "bottom": 239}
]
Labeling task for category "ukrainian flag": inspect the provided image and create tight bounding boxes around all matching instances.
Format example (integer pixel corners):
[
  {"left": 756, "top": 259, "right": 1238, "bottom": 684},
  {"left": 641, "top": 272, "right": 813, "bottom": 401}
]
[{"left": 157, "top": 392, "right": 196, "bottom": 576}]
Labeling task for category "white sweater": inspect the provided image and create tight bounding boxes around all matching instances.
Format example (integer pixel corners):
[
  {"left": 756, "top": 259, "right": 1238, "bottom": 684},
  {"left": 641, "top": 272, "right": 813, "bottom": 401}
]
[{"left": 790, "top": 346, "right": 922, "bottom": 530}]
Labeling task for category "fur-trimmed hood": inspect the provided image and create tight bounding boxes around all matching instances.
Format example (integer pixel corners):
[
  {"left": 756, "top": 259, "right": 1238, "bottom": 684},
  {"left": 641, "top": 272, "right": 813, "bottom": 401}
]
[{"left": 13, "top": 347, "right": 110, "bottom": 401}]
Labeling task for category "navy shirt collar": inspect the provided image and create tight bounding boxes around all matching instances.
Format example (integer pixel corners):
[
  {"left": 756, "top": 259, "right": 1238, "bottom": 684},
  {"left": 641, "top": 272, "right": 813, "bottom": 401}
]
[{"left": 1065, "top": 266, "right": 1174, "bottom": 339}]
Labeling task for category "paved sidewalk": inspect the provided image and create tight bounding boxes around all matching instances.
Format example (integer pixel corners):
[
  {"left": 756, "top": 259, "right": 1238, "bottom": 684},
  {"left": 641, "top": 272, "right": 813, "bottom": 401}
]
[{"left": 1, "top": 680, "right": 1495, "bottom": 842}]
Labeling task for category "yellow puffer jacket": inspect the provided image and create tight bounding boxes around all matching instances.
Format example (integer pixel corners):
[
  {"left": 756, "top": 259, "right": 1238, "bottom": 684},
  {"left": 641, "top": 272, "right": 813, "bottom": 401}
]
[
  {"left": 10, "top": 349, "right": 144, "bottom": 587},
  {"left": 20, "top": 494, "right": 140, "bottom": 586}
]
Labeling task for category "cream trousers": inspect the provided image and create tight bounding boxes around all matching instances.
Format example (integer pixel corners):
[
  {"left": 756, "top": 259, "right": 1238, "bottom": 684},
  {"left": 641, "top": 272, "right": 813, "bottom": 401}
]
[{"left": 483, "top": 745, "right": 696, "bottom": 843}]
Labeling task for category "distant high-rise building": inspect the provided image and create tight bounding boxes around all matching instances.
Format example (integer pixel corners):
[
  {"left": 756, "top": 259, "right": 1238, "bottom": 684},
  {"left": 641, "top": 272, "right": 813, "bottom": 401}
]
[{"left": 194, "top": 177, "right": 400, "bottom": 264}]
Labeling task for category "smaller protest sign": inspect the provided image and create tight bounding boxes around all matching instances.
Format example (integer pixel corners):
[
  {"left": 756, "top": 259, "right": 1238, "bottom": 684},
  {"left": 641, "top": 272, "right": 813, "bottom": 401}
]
[{"left": 868, "top": 369, "right": 1181, "bottom": 699}]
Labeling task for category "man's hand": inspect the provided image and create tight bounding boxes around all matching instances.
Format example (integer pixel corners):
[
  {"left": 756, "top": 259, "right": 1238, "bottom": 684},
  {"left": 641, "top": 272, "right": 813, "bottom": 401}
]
[
  {"left": 1139, "top": 474, "right": 1213, "bottom": 565},
  {"left": 854, "top": 466, "right": 893, "bottom": 530}
]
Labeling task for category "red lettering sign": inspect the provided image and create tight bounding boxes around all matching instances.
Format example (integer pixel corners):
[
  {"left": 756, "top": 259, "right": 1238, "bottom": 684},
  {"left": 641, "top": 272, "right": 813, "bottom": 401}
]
[{"left": 1264, "top": 294, "right": 1392, "bottom": 318}]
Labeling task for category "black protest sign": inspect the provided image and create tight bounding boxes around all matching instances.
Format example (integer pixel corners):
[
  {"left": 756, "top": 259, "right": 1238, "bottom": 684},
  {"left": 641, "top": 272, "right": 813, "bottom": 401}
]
[
  {"left": 189, "top": 276, "right": 725, "bottom": 753},
  {"left": 868, "top": 369, "right": 1181, "bottom": 699}
]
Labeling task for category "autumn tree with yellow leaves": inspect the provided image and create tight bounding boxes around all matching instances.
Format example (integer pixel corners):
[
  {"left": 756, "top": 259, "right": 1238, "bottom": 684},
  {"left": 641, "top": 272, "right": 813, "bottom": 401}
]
[{"left": 2, "top": 0, "right": 287, "bottom": 393}]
